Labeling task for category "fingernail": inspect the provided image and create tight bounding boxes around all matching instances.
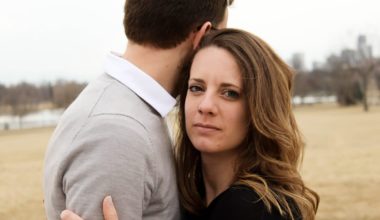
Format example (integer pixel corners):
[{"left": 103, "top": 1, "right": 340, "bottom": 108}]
[
  {"left": 60, "top": 210, "right": 69, "bottom": 218},
  {"left": 105, "top": 195, "right": 114, "bottom": 206}
]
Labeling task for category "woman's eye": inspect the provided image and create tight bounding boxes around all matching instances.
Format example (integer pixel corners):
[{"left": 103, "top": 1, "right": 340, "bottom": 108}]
[
  {"left": 189, "top": 85, "right": 203, "bottom": 93},
  {"left": 223, "top": 90, "right": 240, "bottom": 99}
]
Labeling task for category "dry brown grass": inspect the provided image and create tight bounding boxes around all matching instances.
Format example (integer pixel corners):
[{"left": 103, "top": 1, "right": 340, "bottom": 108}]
[
  {"left": 296, "top": 104, "right": 380, "bottom": 220},
  {"left": 0, "top": 105, "right": 379, "bottom": 219},
  {"left": 0, "top": 127, "right": 53, "bottom": 220}
]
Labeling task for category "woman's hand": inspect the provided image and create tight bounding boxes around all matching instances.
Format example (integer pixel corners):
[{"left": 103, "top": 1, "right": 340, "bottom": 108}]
[{"left": 60, "top": 196, "right": 119, "bottom": 220}]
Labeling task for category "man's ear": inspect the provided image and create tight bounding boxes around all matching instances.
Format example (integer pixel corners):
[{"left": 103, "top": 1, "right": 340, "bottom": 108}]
[{"left": 192, "top": 22, "right": 212, "bottom": 49}]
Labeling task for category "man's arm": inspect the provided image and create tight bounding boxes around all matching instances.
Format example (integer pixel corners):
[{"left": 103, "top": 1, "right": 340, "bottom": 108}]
[{"left": 61, "top": 115, "right": 153, "bottom": 220}]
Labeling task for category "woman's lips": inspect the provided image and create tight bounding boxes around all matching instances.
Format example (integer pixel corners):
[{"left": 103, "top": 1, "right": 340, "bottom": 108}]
[{"left": 193, "top": 123, "right": 221, "bottom": 133}]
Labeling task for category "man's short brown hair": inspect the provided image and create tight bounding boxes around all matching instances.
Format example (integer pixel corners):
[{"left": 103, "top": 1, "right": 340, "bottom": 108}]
[{"left": 124, "top": 0, "right": 233, "bottom": 49}]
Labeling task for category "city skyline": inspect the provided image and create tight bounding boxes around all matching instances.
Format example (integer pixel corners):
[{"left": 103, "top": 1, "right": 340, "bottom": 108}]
[{"left": 1, "top": 0, "right": 379, "bottom": 84}]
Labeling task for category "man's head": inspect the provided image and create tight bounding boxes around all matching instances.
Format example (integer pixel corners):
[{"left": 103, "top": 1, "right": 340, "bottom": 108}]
[{"left": 124, "top": 0, "right": 233, "bottom": 49}]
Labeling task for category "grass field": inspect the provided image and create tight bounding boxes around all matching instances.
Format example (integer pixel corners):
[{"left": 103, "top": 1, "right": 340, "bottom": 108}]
[
  {"left": 0, "top": 127, "right": 52, "bottom": 219},
  {"left": 0, "top": 105, "right": 379, "bottom": 219},
  {"left": 297, "top": 105, "right": 380, "bottom": 219}
]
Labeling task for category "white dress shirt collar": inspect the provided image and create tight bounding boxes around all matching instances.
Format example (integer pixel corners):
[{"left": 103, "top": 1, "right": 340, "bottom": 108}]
[{"left": 104, "top": 52, "right": 176, "bottom": 117}]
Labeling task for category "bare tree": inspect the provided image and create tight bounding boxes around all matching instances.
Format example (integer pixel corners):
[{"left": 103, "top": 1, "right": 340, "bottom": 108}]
[
  {"left": 351, "top": 35, "right": 375, "bottom": 111},
  {"left": 52, "top": 80, "right": 86, "bottom": 108},
  {"left": 325, "top": 55, "right": 361, "bottom": 106},
  {"left": 0, "top": 83, "right": 6, "bottom": 106},
  {"left": 340, "top": 56, "right": 375, "bottom": 111},
  {"left": 4, "top": 82, "right": 40, "bottom": 128},
  {"left": 38, "top": 82, "right": 54, "bottom": 104}
]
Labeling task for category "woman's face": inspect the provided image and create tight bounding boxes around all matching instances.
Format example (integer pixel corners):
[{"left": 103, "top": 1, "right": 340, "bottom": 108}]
[{"left": 185, "top": 46, "right": 249, "bottom": 156}]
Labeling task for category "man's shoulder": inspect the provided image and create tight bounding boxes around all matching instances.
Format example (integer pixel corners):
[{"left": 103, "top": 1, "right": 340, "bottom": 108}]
[{"left": 85, "top": 74, "right": 161, "bottom": 121}]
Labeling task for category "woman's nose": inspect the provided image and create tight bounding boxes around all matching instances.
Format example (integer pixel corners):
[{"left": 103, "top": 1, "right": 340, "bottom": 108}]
[{"left": 197, "top": 94, "right": 217, "bottom": 115}]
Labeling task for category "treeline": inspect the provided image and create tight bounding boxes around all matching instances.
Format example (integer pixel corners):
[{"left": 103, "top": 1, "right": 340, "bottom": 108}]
[
  {"left": 0, "top": 80, "right": 87, "bottom": 117},
  {"left": 294, "top": 61, "right": 380, "bottom": 106},
  {"left": 292, "top": 36, "right": 380, "bottom": 111}
]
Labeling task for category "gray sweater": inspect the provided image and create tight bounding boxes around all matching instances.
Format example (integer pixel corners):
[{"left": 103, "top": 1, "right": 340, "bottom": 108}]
[{"left": 43, "top": 74, "right": 180, "bottom": 220}]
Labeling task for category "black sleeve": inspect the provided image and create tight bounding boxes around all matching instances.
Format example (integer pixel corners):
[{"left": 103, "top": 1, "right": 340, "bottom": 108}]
[{"left": 206, "top": 186, "right": 286, "bottom": 220}]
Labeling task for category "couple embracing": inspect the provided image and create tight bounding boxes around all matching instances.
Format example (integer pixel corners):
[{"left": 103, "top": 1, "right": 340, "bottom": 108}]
[{"left": 44, "top": 0, "right": 319, "bottom": 219}]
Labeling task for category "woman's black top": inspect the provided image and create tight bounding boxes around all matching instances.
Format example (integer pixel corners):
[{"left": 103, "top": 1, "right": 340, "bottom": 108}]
[{"left": 183, "top": 185, "right": 301, "bottom": 220}]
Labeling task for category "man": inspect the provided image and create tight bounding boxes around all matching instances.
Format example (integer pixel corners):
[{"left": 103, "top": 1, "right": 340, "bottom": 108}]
[{"left": 44, "top": 0, "right": 232, "bottom": 219}]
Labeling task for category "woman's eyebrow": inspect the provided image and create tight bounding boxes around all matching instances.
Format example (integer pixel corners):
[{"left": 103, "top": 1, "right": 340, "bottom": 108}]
[
  {"left": 188, "top": 78, "right": 204, "bottom": 83},
  {"left": 189, "top": 79, "right": 242, "bottom": 90},
  {"left": 220, "top": 82, "right": 242, "bottom": 90}
]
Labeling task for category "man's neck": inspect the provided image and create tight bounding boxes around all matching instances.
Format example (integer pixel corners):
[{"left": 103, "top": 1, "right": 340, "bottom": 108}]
[{"left": 121, "top": 40, "right": 193, "bottom": 96}]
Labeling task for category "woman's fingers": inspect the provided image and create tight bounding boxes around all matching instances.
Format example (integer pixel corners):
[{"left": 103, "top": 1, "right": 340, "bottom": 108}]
[
  {"left": 103, "top": 196, "right": 119, "bottom": 220},
  {"left": 59, "top": 196, "right": 118, "bottom": 220},
  {"left": 60, "top": 210, "right": 84, "bottom": 220}
]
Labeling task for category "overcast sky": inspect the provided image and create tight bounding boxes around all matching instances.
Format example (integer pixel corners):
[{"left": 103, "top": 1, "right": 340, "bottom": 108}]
[{"left": 1, "top": 0, "right": 379, "bottom": 85}]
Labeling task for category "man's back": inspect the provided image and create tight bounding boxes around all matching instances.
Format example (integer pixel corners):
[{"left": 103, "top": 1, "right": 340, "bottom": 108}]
[
  {"left": 44, "top": 73, "right": 179, "bottom": 219},
  {"left": 43, "top": 0, "right": 232, "bottom": 218}
]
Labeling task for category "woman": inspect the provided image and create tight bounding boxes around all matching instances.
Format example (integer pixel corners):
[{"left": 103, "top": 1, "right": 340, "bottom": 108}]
[
  {"left": 175, "top": 28, "right": 319, "bottom": 220},
  {"left": 61, "top": 28, "right": 319, "bottom": 220}
]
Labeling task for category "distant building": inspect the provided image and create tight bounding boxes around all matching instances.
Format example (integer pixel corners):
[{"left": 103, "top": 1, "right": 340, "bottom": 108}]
[
  {"left": 290, "top": 53, "right": 306, "bottom": 72},
  {"left": 357, "top": 35, "right": 373, "bottom": 60},
  {"left": 341, "top": 49, "right": 357, "bottom": 66},
  {"left": 324, "top": 54, "right": 341, "bottom": 72},
  {"left": 312, "top": 61, "right": 324, "bottom": 71},
  {"left": 321, "top": 35, "right": 374, "bottom": 71}
]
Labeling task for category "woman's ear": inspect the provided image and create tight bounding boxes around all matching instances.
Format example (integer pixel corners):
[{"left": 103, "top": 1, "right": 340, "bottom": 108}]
[{"left": 192, "top": 22, "right": 212, "bottom": 49}]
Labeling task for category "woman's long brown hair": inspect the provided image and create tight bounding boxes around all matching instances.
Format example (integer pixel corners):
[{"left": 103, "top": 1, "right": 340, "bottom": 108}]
[{"left": 175, "top": 28, "right": 319, "bottom": 219}]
